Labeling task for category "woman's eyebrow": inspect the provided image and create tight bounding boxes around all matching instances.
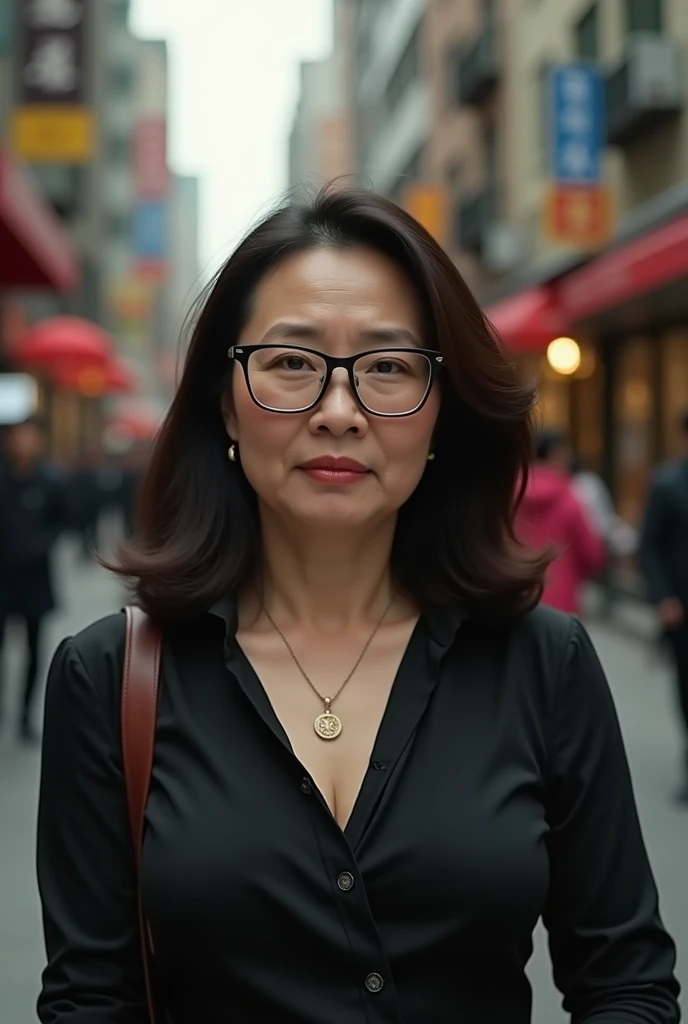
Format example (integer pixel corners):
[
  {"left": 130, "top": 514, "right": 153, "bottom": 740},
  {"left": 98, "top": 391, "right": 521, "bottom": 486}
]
[{"left": 360, "top": 327, "right": 421, "bottom": 347}]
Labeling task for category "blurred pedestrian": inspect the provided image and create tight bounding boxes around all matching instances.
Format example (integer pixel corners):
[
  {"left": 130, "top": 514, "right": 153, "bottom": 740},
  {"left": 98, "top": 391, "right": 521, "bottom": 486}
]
[
  {"left": 518, "top": 430, "right": 606, "bottom": 614},
  {"left": 37, "top": 188, "right": 678, "bottom": 1022},
  {"left": 0, "top": 415, "right": 67, "bottom": 742},
  {"left": 640, "top": 407, "right": 688, "bottom": 804},
  {"left": 66, "top": 452, "right": 103, "bottom": 560},
  {"left": 570, "top": 455, "right": 637, "bottom": 559}
]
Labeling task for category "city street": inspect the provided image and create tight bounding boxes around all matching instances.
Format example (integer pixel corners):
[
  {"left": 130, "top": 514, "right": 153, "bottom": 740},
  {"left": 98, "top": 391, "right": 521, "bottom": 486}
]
[{"left": 0, "top": 546, "right": 686, "bottom": 1022}]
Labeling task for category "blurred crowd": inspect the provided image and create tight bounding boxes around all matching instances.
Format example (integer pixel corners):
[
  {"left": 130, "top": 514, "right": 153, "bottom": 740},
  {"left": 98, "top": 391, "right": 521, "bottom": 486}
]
[{"left": 0, "top": 416, "right": 144, "bottom": 743}]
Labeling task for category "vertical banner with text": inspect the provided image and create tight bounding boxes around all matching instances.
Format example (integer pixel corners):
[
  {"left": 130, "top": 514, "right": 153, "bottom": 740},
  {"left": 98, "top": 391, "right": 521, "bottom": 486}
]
[
  {"left": 544, "top": 65, "right": 612, "bottom": 249},
  {"left": 11, "top": 0, "right": 94, "bottom": 162},
  {"left": 132, "top": 40, "right": 168, "bottom": 281}
]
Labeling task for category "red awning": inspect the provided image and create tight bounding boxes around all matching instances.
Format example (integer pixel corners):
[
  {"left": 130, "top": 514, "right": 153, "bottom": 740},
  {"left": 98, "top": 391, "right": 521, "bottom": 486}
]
[
  {"left": 559, "top": 212, "right": 688, "bottom": 321},
  {"left": 485, "top": 285, "right": 569, "bottom": 353},
  {"left": 0, "top": 147, "right": 78, "bottom": 292}
]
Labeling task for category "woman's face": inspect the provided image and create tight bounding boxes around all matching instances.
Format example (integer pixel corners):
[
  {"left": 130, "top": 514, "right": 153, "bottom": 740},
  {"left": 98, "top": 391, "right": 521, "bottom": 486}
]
[{"left": 223, "top": 246, "right": 440, "bottom": 533}]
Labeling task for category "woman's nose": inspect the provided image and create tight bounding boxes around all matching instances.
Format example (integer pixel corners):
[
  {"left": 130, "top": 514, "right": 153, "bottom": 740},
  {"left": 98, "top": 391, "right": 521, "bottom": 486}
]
[{"left": 309, "top": 368, "right": 368, "bottom": 435}]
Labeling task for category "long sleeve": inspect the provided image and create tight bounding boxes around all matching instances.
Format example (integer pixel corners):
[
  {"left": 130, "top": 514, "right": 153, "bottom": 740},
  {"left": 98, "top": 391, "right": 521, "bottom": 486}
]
[
  {"left": 639, "top": 478, "right": 675, "bottom": 605},
  {"left": 543, "top": 619, "right": 680, "bottom": 1022},
  {"left": 37, "top": 637, "right": 148, "bottom": 1023}
]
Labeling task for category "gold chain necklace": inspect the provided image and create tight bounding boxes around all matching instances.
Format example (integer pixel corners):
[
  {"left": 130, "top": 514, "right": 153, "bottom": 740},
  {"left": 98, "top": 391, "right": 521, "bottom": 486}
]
[{"left": 263, "top": 598, "right": 394, "bottom": 741}]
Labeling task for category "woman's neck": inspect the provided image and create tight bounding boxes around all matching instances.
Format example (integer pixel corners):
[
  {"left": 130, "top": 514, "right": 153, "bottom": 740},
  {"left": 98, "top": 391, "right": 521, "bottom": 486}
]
[{"left": 243, "top": 510, "right": 401, "bottom": 632}]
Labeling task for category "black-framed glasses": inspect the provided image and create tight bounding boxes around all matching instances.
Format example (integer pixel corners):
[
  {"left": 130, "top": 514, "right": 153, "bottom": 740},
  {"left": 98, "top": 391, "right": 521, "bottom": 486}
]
[{"left": 228, "top": 344, "right": 444, "bottom": 417}]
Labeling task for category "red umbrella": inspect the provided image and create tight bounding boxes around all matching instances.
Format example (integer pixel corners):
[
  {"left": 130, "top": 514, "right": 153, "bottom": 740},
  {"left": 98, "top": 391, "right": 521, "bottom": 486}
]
[{"left": 12, "top": 316, "right": 112, "bottom": 368}]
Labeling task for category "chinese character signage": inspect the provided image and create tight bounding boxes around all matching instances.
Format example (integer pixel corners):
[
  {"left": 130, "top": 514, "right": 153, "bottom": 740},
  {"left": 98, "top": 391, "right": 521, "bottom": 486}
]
[
  {"left": 544, "top": 64, "right": 612, "bottom": 249},
  {"left": 551, "top": 65, "right": 604, "bottom": 184},
  {"left": 402, "top": 183, "right": 448, "bottom": 245},
  {"left": 133, "top": 202, "right": 167, "bottom": 281},
  {"left": 544, "top": 184, "right": 612, "bottom": 249},
  {"left": 11, "top": 0, "right": 94, "bottom": 162},
  {"left": 133, "top": 120, "right": 168, "bottom": 200}
]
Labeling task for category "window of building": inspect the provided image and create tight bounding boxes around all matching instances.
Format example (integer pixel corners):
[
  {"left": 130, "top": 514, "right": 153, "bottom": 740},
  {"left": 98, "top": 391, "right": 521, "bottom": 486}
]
[
  {"left": 390, "top": 147, "right": 424, "bottom": 202},
  {"left": 385, "top": 25, "right": 421, "bottom": 115},
  {"left": 107, "top": 134, "right": 130, "bottom": 165},
  {"left": 107, "top": 213, "right": 130, "bottom": 241},
  {"left": 614, "top": 336, "right": 655, "bottom": 525},
  {"left": 575, "top": 3, "right": 599, "bottom": 61},
  {"left": 445, "top": 160, "right": 464, "bottom": 190},
  {"left": 625, "top": 0, "right": 663, "bottom": 33},
  {"left": 537, "top": 61, "right": 552, "bottom": 163},
  {"left": 110, "top": 62, "right": 134, "bottom": 95},
  {"left": 484, "top": 122, "right": 498, "bottom": 185}
]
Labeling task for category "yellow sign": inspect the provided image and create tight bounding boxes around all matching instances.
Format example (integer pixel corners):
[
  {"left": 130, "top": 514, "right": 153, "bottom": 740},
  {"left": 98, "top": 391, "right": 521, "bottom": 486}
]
[
  {"left": 402, "top": 184, "right": 448, "bottom": 245},
  {"left": 11, "top": 106, "right": 95, "bottom": 163}
]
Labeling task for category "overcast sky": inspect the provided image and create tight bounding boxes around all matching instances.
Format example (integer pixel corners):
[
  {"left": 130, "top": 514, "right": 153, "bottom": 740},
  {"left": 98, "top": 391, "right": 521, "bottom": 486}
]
[{"left": 131, "top": 0, "right": 334, "bottom": 278}]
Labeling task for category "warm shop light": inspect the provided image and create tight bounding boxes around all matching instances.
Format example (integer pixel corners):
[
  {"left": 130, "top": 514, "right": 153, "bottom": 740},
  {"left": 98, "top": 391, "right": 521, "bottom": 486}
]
[{"left": 547, "top": 337, "right": 581, "bottom": 375}]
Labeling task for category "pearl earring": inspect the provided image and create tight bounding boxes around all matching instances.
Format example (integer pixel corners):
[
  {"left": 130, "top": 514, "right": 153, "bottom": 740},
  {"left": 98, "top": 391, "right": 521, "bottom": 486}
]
[{"left": 228, "top": 444, "right": 237, "bottom": 462}]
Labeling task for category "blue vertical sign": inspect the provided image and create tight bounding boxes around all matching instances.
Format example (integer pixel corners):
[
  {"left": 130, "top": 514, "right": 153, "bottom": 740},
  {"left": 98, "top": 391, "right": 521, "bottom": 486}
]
[{"left": 550, "top": 65, "right": 604, "bottom": 184}]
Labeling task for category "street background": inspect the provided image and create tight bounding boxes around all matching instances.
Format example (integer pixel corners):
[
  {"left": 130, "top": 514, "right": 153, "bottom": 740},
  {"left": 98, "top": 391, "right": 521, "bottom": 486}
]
[{"left": 0, "top": 543, "right": 686, "bottom": 1022}]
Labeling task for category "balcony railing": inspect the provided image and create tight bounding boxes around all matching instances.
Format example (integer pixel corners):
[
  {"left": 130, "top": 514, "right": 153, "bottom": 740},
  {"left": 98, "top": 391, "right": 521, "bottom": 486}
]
[
  {"left": 455, "top": 186, "right": 499, "bottom": 254},
  {"left": 605, "top": 35, "right": 683, "bottom": 145},
  {"left": 456, "top": 26, "right": 501, "bottom": 106}
]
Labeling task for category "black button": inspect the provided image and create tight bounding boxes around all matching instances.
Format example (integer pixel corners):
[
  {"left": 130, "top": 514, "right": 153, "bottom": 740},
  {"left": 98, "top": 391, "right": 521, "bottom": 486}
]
[
  {"left": 300, "top": 778, "right": 312, "bottom": 795},
  {"left": 365, "top": 972, "right": 384, "bottom": 993},
  {"left": 372, "top": 761, "right": 387, "bottom": 771},
  {"left": 337, "top": 871, "right": 355, "bottom": 891}
]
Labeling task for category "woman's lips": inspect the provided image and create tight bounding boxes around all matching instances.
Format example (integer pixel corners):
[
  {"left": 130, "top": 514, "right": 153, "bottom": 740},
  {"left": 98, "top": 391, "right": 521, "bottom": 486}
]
[{"left": 299, "top": 457, "right": 370, "bottom": 486}]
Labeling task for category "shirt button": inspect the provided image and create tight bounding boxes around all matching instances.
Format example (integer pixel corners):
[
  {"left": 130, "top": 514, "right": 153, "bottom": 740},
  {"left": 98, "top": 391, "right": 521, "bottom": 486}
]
[
  {"left": 300, "top": 778, "right": 312, "bottom": 795},
  {"left": 365, "top": 972, "right": 384, "bottom": 993},
  {"left": 337, "top": 871, "right": 355, "bottom": 891}
]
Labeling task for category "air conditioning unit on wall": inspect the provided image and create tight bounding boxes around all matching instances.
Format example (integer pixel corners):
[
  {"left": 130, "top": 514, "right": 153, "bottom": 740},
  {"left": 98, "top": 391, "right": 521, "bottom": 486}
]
[{"left": 606, "top": 34, "right": 683, "bottom": 145}]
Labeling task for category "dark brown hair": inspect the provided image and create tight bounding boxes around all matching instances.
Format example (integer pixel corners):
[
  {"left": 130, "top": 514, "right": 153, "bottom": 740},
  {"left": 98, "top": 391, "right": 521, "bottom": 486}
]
[{"left": 114, "top": 186, "right": 548, "bottom": 623}]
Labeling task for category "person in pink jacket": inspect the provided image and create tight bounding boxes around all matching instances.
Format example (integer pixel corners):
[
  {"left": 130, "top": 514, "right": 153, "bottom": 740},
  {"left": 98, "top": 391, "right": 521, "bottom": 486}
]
[{"left": 518, "top": 430, "right": 606, "bottom": 615}]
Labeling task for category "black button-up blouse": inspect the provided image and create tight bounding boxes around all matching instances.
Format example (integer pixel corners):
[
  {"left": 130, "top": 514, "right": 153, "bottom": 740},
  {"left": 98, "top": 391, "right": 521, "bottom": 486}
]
[{"left": 36, "top": 600, "right": 680, "bottom": 1023}]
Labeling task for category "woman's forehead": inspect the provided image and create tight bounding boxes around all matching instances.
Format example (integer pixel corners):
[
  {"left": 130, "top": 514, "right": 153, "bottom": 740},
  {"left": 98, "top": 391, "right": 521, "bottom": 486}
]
[{"left": 246, "top": 247, "right": 422, "bottom": 328}]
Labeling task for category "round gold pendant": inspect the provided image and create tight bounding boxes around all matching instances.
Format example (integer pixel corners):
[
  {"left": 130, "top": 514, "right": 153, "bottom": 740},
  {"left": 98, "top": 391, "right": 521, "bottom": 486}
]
[{"left": 314, "top": 711, "right": 342, "bottom": 741}]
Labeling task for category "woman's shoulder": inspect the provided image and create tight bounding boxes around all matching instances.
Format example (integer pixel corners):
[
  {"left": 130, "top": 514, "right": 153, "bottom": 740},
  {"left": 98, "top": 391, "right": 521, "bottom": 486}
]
[
  {"left": 69, "top": 610, "right": 128, "bottom": 669},
  {"left": 474, "top": 605, "right": 588, "bottom": 695}
]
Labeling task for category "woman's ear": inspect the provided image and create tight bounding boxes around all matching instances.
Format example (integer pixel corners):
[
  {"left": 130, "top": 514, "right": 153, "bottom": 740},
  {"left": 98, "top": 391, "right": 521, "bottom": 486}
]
[{"left": 221, "top": 386, "right": 238, "bottom": 441}]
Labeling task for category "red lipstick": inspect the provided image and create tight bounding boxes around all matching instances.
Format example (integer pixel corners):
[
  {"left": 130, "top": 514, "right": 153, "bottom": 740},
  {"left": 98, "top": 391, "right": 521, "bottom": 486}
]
[{"left": 299, "top": 456, "right": 369, "bottom": 486}]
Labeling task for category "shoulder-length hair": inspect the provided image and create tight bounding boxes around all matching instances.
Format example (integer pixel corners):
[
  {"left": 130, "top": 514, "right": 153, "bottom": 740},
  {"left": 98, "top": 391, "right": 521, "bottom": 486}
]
[{"left": 114, "top": 186, "right": 549, "bottom": 623}]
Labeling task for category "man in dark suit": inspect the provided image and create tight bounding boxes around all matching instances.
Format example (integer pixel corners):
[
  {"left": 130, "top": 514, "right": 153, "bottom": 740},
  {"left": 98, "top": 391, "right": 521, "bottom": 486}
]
[
  {"left": 0, "top": 416, "right": 67, "bottom": 742},
  {"left": 640, "top": 408, "right": 688, "bottom": 804}
]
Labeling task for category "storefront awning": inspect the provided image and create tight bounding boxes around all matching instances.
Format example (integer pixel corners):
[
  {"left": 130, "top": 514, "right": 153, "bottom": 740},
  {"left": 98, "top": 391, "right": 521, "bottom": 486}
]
[
  {"left": 559, "top": 212, "right": 688, "bottom": 322},
  {"left": 0, "top": 147, "right": 78, "bottom": 292},
  {"left": 484, "top": 285, "right": 569, "bottom": 353}
]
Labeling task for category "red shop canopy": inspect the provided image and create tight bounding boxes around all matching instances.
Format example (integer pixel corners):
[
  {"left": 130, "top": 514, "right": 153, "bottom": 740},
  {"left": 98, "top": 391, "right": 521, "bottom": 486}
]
[
  {"left": 0, "top": 147, "right": 78, "bottom": 293},
  {"left": 485, "top": 285, "right": 569, "bottom": 353},
  {"left": 559, "top": 212, "right": 688, "bottom": 321}
]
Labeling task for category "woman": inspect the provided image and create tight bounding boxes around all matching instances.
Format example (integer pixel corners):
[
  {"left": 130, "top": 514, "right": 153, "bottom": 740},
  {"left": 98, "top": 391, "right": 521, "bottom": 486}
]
[
  {"left": 517, "top": 430, "right": 606, "bottom": 615},
  {"left": 37, "top": 188, "right": 679, "bottom": 1023}
]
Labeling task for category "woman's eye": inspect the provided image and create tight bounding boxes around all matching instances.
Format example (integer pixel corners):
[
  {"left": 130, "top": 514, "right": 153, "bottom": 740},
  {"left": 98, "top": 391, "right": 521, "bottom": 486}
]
[
  {"left": 372, "top": 360, "right": 402, "bottom": 374},
  {"left": 276, "top": 355, "right": 313, "bottom": 371}
]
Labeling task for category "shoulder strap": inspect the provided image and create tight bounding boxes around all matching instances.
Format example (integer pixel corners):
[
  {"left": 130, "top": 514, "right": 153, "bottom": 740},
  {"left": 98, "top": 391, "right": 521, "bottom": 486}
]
[{"left": 122, "top": 605, "right": 162, "bottom": 1024}]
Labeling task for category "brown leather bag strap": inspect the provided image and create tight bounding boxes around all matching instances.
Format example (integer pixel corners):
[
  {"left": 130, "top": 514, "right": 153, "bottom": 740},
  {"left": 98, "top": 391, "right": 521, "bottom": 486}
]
[{"left": 122, "top": 605, "right": 162, "bottom": 1024}]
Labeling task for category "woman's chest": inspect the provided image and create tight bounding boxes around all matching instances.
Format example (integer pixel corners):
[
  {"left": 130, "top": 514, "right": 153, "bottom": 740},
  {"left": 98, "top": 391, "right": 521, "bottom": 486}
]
[{"left": 141, "top": 657, "right": 551, "bottom": 946}]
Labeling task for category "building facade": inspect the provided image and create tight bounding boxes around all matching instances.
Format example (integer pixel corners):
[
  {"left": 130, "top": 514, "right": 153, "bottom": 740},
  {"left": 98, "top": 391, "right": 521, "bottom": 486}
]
[
  {"left": 488, "top": 0, "right": 688, "bottom": 532},
  {"left": 288, "top": 0, "right": 355, "bottom": 194}
]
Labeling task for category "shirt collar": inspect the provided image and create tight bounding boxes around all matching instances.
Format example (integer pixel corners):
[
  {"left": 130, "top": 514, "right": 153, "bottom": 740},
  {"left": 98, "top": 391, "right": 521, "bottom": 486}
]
[{"left": 207, "top": 592, "right": 466, "bottom": 653}]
